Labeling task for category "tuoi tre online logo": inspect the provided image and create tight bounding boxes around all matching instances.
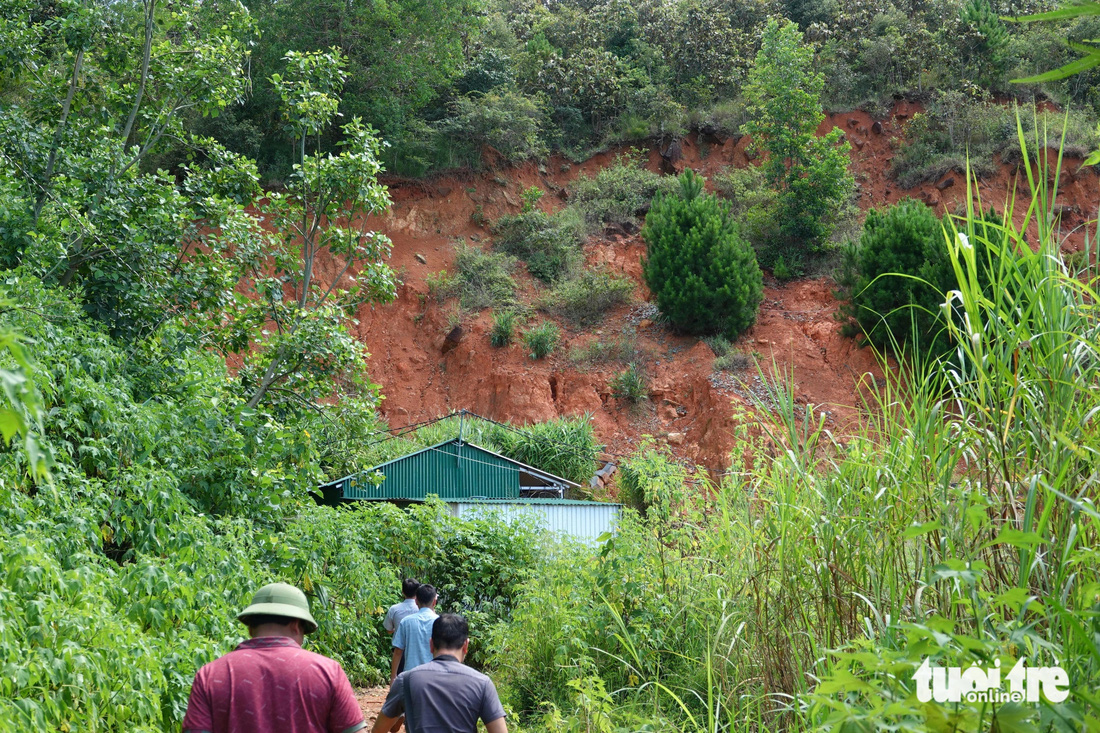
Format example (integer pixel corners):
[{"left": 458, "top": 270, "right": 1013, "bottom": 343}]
[{"left": 913, "top": 658, "right": 1070, "bottom": 704}]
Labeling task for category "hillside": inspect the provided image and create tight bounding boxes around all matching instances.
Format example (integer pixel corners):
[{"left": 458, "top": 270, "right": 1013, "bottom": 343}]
[{"left": 325, "top": 101, "right": 1099, "bottom": 476}]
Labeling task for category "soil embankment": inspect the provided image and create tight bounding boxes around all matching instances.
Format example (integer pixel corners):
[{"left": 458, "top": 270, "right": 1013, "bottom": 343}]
[{"left": 311, "top": 102, "right": 1099, "bottom": 476}]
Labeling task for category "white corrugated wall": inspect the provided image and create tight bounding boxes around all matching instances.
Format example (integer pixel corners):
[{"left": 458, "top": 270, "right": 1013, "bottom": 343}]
[{"left": 447, "top": 501, "right": 619, "bottom": 546}]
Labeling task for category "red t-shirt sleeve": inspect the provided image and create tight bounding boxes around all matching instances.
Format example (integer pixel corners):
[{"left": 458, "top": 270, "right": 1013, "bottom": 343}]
[
  {"left": 181, "top": 669, "right": 214, "bottom": 732},
  {"left": 328, "top": 664, "right": 366, "bottom": 733}
]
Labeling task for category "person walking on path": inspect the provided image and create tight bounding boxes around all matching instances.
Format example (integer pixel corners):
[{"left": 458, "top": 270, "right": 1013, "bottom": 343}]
[
  {"left": 384, "top": 580, "right": 422, "bottom": 659},
  {"left": 381, "top": 579, "right": 420, "bottom": 733},
  {"left": 391, "top": 584, "right": 439, "bottom": 683},
  {"left": 182, "top": 582, "right": 365, "bottom": 733},
  {"left": 372, "top": 614, "right": 507, "bottom": 733}
]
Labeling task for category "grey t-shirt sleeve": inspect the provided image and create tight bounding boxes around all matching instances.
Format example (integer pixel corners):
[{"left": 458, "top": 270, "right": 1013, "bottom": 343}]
[
  {"left": 380, "top": 674, "right": 406, "bottom": 719},
  {"left": 382, "top": 605, "right": 397, "bottom": 633},
  {"left": 480, "top": 677, "right": 506, "bottom": 723}
]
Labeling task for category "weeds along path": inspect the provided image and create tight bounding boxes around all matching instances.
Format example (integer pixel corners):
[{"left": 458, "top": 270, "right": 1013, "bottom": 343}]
[{"left": 304, "top": 101, "right": 1098, "bottom": 477}]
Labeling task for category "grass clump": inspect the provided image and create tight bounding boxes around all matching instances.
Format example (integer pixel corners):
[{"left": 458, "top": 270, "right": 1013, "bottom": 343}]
[
  {"left": 609, "top": 363, "right": 648, "bottom": 404},
  {"left": 523, "top": 321, "right": 561, "bottom": 359},
  {"left": 705, "top": 335, "right": 754, "bottom": 372},
  {"left": 435, "top": 244, "right": 518, "bottom": 311},
  {"left": 491, "top": 209, "right": 583, "bottom": 283},
  {"left": 543, "top": 269, "right": 634, "bottom": 327},
  {"left": 569, "top": 327, "right": 638, "bottom": 366},
  {"left": 489, "top": 309, "right": 522, "bottom": 347},
  {"left": 487, "top": 415, "right": 600, "bottom": 487}
]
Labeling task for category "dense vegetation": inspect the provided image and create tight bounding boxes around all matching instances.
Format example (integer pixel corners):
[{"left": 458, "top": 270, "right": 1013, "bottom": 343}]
[
  {"left": 1, "top": 0, "right": 1099, "bottom": 731},
  {"left": 491, "top": 149, "right": 1100, "bottom": 730}
]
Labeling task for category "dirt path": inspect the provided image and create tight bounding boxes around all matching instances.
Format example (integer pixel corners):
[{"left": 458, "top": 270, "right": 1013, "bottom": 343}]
[{"left": 356, "top": 686, "right": 390, "bottom": 729}]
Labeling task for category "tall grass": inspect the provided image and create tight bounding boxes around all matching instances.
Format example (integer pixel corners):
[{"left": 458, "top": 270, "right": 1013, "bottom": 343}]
[{"left": 493, "top": 119, "right": 1100, "bottom": 731}]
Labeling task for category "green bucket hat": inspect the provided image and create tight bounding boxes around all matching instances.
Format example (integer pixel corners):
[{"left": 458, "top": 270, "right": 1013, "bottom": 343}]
[{"left": 237, "top": 582, "right": 318, "bottom": 634}]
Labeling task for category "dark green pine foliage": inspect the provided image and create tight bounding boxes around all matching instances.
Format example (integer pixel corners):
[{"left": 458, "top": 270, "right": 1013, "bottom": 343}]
[
  {"left": 958, "top": 0, "right": 1010, "bottom": 89},
  {"left": 838, "top": 198, "right": 952, "bottom": 352},
  {"left": 641, "top": 170, "right": 763, "bottom": 340}
]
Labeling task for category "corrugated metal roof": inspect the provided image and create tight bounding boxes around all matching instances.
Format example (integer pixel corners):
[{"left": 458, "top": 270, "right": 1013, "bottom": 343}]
[
  {"left": 448, "top": 499, "right": 620, "bottom": 545},
  {"left": 318, "top": 439, "right": 583, "bottom": 503}
]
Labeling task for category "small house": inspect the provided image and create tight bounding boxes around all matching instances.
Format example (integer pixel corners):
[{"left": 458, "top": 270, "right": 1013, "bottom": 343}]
[{"left": 317, "top": 438, "right": 619, "bottom": 545}]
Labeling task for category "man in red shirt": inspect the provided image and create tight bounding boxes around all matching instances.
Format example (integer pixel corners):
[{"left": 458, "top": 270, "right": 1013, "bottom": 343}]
[{"left": 182, "top": 582, "right": 366, "bottom": 733}]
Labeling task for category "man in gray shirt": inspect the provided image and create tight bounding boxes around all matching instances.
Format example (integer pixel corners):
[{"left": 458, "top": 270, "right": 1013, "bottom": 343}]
[{"left": 373, "top": 614, "right": 507, "bottom": 733}]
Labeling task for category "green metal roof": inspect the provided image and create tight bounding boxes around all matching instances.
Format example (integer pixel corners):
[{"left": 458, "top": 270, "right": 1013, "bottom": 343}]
[{"left": 318, "top": 439, "right": 582, "bottom": 504}]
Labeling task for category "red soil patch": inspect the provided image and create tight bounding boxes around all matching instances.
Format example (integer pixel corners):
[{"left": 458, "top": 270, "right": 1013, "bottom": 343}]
[
  {"left": 308, "top": 101, "right": 1099, "bottom": 480},
  {"left": 355, "top": 686, "right": 389, "bottom": 729}
]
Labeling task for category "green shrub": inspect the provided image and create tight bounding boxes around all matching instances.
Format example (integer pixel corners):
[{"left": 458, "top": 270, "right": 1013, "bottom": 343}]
[
  {"left": 491, "top": 210, "right": 583, "bottom": 283},
  {"left": 772, "top": 255, "right": 794, "bottom": 280},
  {"left": 836, "top": 198, "right": 953, "bottom": 352},
  {"left": 544, "top": 269, "right": 634, "bottom": 327},
  {"left": 439, "top": 90, "right": 548, "bottom": 163},
  {"left": 710, "top": 165, "right": 771, "bottom": 220},
  {"left": 446, "top": 244, "right": 518, "bottom": 310},
  {"left": 490, "top": 310, "right": 521, "bottom": 347},
  {"left": 569, "top": 156, "right": 678, "bottom": 231},
  {"left": 641, "top": 170, "right": 764, "bottom": 339},
  {"left": 890, "top": 91, "right": 1008, "bottom": 187},
  {"left": 520, "top": 185, "right": 544, "bottom": 213},
  {"left": 523, "top": 321, "right": 561, "bottom": 359},
  {"left": 687, "top": 98, "right": 750, "bottom": 137},
  {"left": 609, "top": 363, "right": 648, "bottom": 404}
]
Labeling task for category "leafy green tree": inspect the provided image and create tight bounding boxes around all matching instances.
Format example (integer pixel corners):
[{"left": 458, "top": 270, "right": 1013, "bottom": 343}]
[
  {"left": 207, "top": 50, "right": 397, "bottom": 412},
  {"left": 641, "top": 170, "right": 762, "bottom": 339},
  {"left": 743, "top": 18, "right": 853, "bottom": 257},
  {"left": 440, "top": 90, "right": 548, "bottom": 162},
  {"left": 0, "top": 0, "right": 255, "bottom": 339},
  {"left": 235, "top": 0, "right": 481, "bottom": 174}
]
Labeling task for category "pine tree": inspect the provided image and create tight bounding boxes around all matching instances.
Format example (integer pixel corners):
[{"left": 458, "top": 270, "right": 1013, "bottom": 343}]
[{"left": 641, "top": 170, "right": 763, "bottom": 339}]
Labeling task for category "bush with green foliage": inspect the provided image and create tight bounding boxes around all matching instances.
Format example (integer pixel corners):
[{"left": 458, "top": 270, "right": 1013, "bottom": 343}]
[
  {"left": 491, "top": 210, "right": 583, "bottom": 283},
  {"left": 544, "top": 270, "right": 634, "bottom": 327},
  {"left": 957, "top": 0, "right": 1010, "bottom": 90},
  {"left": 743, "top": 19, "right": 853, "bottom": 258},
  {"left": 439, "top": 90, "right": 549, "bottom": 163},
  {"left": 889, "top": 90, "right": 1008, "bottom": 186},
  {"left": 569, "top": 156, "right": 678, "bottom": 232},
  {"left": 641, "top": 170, "right": 763, "bottom": 339},
  {"left": 438, "top": 245, "right": 518, "bottom": 311},
  {"left": 523, "top": 321, "right": 561, "bottom": 359},
  {"left": 836, "top": 198, "right": 965, "bottom": 354}
]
